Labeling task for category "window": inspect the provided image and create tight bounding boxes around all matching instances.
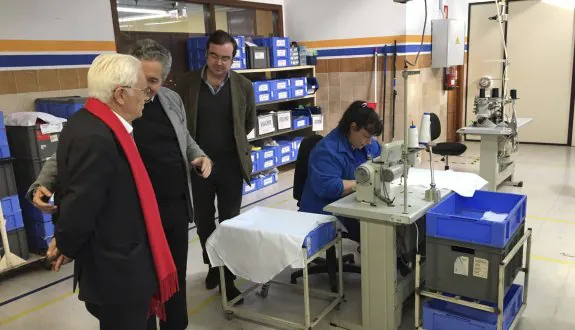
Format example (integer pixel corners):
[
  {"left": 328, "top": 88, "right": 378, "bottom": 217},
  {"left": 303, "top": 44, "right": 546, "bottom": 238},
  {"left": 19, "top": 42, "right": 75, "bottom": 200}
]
[
  {"left": 117, "top": 0, "right": 208, "bottom": 34},
  {"left": 215, "top": 5, "right": 278, "bottom": 37}
]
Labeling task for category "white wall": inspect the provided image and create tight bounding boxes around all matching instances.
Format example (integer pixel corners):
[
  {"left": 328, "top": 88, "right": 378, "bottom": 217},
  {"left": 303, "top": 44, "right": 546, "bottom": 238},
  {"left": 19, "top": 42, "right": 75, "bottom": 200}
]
[
  {"left": 284, "top": 0, "right": 406, "bottom": 41},
  {"left": 0, "top": 0, "right": 114, "bottom": 41},
  {"left": 406, "top": 0, "right": 444, "bottom": 35}
]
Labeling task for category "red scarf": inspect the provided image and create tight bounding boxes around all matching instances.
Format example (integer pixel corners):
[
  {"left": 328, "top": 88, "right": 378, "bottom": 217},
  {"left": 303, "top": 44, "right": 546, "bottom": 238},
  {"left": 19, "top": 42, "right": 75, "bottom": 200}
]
[{"left": 84, "top": 98, "right": 178, "bottom": 320}]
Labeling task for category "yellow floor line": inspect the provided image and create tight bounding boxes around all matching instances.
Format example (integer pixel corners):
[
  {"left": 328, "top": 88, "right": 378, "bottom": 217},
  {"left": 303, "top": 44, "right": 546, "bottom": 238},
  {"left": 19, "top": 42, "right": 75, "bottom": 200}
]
[
  {"left": 532, "top": 255, "right": 575, "bottom": 266},
  {"left": 528, "top": 215, "right": 575, "bottom": 225},
  {"left": 0, "top": 292, "right": 75, "bottom": 327}
]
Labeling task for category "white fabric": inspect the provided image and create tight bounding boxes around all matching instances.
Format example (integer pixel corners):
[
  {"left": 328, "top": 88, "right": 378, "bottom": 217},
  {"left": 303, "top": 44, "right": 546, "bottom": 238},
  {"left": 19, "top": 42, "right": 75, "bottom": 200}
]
[
  {"left": 482, "top": 211, "right": 508, "bottom": 222},
  {"left": 206, "top": 207, "right": 336, "bottom": 284},
  {"left": 395, "top": 168, "right": 487, "bottom": 197},
  {"left": 112, "top": 112, "right": 133, "bottom": 134},
  {"left": 5, "top": 112, "right": 66, "bottom": 134}
]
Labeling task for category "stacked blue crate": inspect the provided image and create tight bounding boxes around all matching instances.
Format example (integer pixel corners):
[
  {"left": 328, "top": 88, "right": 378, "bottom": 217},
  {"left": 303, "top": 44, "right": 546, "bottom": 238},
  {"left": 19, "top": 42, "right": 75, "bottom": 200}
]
[
  {"left": 253, "top": 81, "right": 272, "bottom": 104},
  {"left": 274, "top": 140, "right": 293, "bottom": 166},
  {"left": 35, "top": 96, "right": 86, "bottom": 119},
  {"left": 0, "top": 111, "right": 10, "bottom": 159},
  {"left": 252, "top": 37, "right": 291, "bottom": 68},
  {"left": 270, "top": 79, "right": 290, "bottom": 101},
  {"left": 290, "top": 78, "right": 308, "bottom": 99},
  {"left": 232, "top": 36, "right": 247, "bottom": 70},
  {"left": 20, "top": 197, "right": 54, "bottom": 250},
  {"left": 187, "top": 36, "right": 209, "bottom": 70},
  {"left": 1, "top": 195, "right": 24, "bottom": 232}
]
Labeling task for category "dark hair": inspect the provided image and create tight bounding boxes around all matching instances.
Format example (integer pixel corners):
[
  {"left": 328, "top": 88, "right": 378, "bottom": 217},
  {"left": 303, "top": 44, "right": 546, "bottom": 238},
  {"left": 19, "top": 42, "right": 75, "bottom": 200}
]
[
  {"left": 128, "top": 39, "right": 172, "bottom": 80},
  {"left": 206, "top": 30, "right": 238, "bottom": 58},
  {"left": 337, "top": 100, "right": 383, "bottom": 136}
]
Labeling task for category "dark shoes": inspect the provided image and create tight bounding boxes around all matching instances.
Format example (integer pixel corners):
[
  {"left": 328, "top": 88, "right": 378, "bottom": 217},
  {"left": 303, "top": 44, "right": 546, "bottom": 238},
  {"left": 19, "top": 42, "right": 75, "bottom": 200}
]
[{"left": 205, "top": 267, "right": 244, "bottom": 305}]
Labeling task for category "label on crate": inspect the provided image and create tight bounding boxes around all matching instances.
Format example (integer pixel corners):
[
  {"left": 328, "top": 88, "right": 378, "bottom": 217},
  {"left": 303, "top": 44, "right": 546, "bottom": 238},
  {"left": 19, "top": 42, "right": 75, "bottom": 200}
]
[
  {"left": 258, "top": 116, "right": 275, "bottom": 135},
  {"left": 294, "top": 79, "right": 305, "bottom": 87},
  {"left": 294, "top": 89, "right": 304, "bottom": 97},
  {"left": 277, "top": 81, "right": 288, "bottom": 89},
  {"left": 257, "top": 84, "right": 269, "bottom": 92},
  {"left": 245, "top": 184, "right": 255, "bottom": 192},
  {"left": 312, "top": 114, "right": 324, "bottom": 132},
  {"left": 247, "top": 129, "right": 256, "bottom": 140},
  {"left": 281, "top": 146, "right": 290, "bottom": 154},
  {"left": 276, "top": 39, "right": 287, "bottom": 47},
  {"left": 40, "top": 123, "right": 63, "bottom": 134},
  {"left": 473, "top": 257, "right": 489, "bottom": 279},
  {"left": 258, "top": 93, "right": 270, "bottom": 103},
  {"left": 232, "top": 60, "right": 242, "bottom": 69},
  {"left": 278, "top": 59, "right": 287, "bottom": 67},
  {"left": 264, "top": 160, "right": 274, "bottom": 169},
  {"left": 278, "top": 91, "right": 288, "bottom": 99},
  {"left": 49, "top": 134, "right": 59, "bottom": 143},
  {"left": 263, "top": 177, "right": 273, "bottom": 186},
  {"left": 277, "top": 112, "right": 291, "bottom": 130},
  {"left": 263, "top": 150, "right": 274, "bottom": 159},
  {"left": 255, "top": 51, "right": 266, "bottom": 60},
  {"left": 296, "top": 119, "right": 306, "bottom": 128},
  {"left": 277, "top": 49, "right": 287, "bottom": 57},
  {"left": 453, "top": 256, "right": 469, "bottom": 277},
  {"left": 281, "top": 155, "right": 290, "bottom": 163}
]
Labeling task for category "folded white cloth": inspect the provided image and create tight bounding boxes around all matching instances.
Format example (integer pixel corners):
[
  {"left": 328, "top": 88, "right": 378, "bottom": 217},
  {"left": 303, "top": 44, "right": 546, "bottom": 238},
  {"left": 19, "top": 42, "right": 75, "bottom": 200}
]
[
  {"left": 395, "top": 168, "right": 487, "bottom": 197},
  {"left": 481, "top": 211, "right": 508, "bottom": 222},
  {"left": 5, "top": 112, "right": 66, "bottom": 134},
  {"left": 206, "top": 207, "right": 336, "bottom": 284}
]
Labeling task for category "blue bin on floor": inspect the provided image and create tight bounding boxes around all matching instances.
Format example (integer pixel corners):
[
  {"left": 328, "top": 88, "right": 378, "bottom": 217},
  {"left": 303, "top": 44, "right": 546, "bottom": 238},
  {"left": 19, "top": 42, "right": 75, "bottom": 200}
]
[
  {"left": 243, "top": 177, "right": 260, "bottom": 195},
  {"left": 423, "top": 284, "right": 523, "bottom": 330},
  {"left": 426, "top": 191, "right": 527, "bottom": 248},
  {"left": 1, "top": 195, "right": 23, "bottom": 231},
  {"left": 260, "top": 172, "right": 278, "bottom": 189}
]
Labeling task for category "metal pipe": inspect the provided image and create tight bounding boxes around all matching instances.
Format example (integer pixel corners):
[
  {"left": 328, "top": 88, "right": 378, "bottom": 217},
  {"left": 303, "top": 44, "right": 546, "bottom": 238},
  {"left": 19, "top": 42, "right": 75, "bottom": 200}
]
[
  {"left": 498, "top": 261, "right": 505, "bottom": 330},
  {"left": 403, "top": 70, "right": 409, "bottom": 214},
  {"left": 502, "top": 230, "right": 531, "bottom": 265},
  {"left": 420, "top": 290, "right": 497, "bottom": 313},
  {"left": 337, "top": 232, "right": 344, "bottom": 299},
  {"left": 303, "top": 247, "right": 311, "bottom": 329},
  {"left": 524, "top": 228, "right": 532, "bottom": 304},
  {"left": 392, "top": 40, "right": 397, "bottom": 140},
  {"left": 414, "top": 254, "right": 422, "bottom": 329},
  {"left": 382, "top": 45, "right": 388, "bottom": 143},
  {"left": 219, "top": 266, "right": 229, "bottom": 310}
]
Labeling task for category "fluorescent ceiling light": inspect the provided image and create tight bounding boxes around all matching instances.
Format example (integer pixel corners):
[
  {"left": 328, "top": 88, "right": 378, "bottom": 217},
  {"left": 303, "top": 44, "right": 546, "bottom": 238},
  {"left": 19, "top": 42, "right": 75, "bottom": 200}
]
[
  {"left": 119, "top": 13, "right": 171, "bottom": 23},
  {"left": 145, "top": 21, "right": 183, "bottom": 26},
  {"left": 117, "top": 6, "right": 168, "bottom": 15}
]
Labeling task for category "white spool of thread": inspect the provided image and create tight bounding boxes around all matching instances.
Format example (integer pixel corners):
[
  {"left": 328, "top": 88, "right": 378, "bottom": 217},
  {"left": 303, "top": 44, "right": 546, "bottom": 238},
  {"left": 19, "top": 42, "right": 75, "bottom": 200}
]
[
  {"left": 408, "top": 123, "right": 419, "bottom": 148},
  {"left": 419, "top": 112, "right": 431, "bottom": 145}
]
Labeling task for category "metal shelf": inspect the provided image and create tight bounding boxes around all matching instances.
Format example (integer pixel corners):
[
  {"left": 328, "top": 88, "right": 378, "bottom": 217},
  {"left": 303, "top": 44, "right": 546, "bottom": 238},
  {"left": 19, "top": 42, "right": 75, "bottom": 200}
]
[
  {"left": 251, "top": 159, "right": 296, "bottom": 176},
  {"left": 235, "top": 65, "right": 315, "bottom": 74},
  {"left": 248, "top": 125, "right": 312, "bottom": 143},
  {"left": 256, "top": 95, "right": 316, "bottom": 107}
]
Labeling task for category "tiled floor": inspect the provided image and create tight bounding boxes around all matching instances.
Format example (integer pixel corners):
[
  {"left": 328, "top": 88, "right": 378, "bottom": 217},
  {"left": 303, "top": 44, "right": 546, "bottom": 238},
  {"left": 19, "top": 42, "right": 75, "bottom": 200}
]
[{"left": 1, "top": 142, "right": 575, "bottom": 329}]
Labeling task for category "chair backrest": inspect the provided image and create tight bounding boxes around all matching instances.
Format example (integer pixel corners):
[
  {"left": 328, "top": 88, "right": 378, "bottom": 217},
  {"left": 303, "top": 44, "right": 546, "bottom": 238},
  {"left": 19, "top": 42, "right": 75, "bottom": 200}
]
[
  {"left": 293, "top": 134, "right": 323, "bottom": 203},
  {"left": 429, "top": 112, "right": 441, "bottom": 141}
]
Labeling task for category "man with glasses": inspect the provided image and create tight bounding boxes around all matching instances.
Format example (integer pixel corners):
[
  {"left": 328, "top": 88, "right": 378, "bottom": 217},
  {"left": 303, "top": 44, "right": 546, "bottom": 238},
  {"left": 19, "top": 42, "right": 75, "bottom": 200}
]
[
  {"left": 176, "top": 30, "right": 256, "bottom": 304},
  {"left": 28, "top": 39, "right": 210, "bottom": 330}
]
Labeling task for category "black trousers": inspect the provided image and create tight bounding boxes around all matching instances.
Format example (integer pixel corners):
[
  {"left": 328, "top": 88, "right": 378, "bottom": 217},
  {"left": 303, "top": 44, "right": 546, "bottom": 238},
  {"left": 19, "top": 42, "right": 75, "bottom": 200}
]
[
  {"left": 191, "top": 156, "right": 243, "bottom": 266},
  {"left": 146, "top": 195, "right": 191, "bottom": 330},
  {"left": 86, "top": 301, "right": 149, "bottom": 330}
]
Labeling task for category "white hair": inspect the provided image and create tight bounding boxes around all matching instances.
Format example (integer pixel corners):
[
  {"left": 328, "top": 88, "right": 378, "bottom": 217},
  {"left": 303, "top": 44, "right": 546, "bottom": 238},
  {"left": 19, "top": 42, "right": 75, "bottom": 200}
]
[{"left": 87, "top": 54, "right": 142, "bottom": 103}]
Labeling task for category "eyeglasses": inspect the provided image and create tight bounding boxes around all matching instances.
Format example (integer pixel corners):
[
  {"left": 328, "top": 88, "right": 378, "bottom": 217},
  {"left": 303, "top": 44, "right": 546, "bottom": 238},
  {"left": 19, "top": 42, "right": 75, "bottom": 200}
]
[
  {"left": 207, "top": 52, "right": 232, "bottom": 64},
  {"left": 121, "top": 86, "right": 152, "bottom": 103}
]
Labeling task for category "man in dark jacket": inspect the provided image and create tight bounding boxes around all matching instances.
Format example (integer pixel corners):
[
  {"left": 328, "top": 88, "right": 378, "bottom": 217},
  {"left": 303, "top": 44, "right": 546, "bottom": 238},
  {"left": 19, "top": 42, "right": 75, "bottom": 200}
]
[{"left": 175, "top": 30, "right": 256, "bottom": 302}]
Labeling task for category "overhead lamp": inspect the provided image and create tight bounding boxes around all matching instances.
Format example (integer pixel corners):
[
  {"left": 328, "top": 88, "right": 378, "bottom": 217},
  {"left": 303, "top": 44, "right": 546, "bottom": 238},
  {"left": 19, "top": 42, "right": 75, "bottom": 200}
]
[
  {"left": 119, "top": 13, "right": 171, "bottom": 23},
  {"left": 117, "top": 6, "right": 168, "bottom": 15}
]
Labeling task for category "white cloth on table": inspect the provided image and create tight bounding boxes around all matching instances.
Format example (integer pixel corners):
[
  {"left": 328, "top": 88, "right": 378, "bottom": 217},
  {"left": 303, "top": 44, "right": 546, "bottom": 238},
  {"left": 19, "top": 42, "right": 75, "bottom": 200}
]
[
  {"left": 206, "top": 206, "right": 337, "bottom": 284},
  {"left": 394, "top": 168, "right": 487, "bottom": 197}
]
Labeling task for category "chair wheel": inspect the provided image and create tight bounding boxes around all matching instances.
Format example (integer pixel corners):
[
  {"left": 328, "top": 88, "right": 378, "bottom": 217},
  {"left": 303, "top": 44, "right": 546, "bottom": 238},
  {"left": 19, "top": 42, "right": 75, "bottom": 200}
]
[
  {"left": 225, "top": 311, "right": 233, "bottom": 320},
  {"left": 258, "top": 285, "right": 269, "bottom": 298},
  {"left": 291, "top": 278, "right": 297, "bottom": 284},
  {"left": 517, "top": 181, "right": 524, "bottom": 187}
]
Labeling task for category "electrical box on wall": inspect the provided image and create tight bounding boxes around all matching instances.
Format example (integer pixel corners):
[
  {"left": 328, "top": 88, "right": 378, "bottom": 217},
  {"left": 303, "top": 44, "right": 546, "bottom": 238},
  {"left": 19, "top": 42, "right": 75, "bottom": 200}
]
[{"left": 431, "top": 19, "right": 465, "bottom": 68}]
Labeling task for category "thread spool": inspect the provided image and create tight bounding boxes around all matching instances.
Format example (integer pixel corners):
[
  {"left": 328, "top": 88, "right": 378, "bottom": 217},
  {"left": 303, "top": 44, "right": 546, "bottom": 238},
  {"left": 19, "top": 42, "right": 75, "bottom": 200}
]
[
  {"left": 491, "top": 88, "right": 499, "bottom": 98},
  {"left": 419, "top": 113, "right": 431, "bottom": 145},
  {"left": 479, "top": 88, "right": 486, "bottom": 98},
  {"left": 408, "top": 122, "right": 419, "bottom": 148}
]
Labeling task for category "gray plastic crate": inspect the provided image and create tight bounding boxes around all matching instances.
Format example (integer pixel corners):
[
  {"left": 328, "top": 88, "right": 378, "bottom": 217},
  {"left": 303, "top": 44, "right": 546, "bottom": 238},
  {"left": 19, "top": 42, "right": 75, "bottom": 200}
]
[
  {"left": 0, "top": 228, "right": 30, "bottom": 260},
  {"left": 0, "top": 159, "right": 17, "bottom": 198},
  {"left": 425, "top": 223, "right": 524, "bottom": 303},
  {"left": 6, "top": 126, "right": 59, "bottom": 161}
]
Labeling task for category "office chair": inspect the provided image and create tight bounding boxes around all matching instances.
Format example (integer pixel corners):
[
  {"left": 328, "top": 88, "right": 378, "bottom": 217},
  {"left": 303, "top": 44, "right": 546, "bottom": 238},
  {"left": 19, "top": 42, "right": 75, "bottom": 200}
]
[
  {"left": 429, "top": 113, "right": 467, "bottom": 170},
  {"left": 290, "top": 134, "right": 361, "bottom": 293}
]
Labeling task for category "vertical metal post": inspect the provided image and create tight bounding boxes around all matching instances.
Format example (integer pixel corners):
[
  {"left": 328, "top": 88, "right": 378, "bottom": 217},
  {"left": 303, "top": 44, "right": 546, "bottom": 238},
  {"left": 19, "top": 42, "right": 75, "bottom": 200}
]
[
  {"left": 497, "top": 262, "right": 505, "bottom": 330},
  {"left": 303, "top": 247, "right": 311, "bottom": 329},
  {"left": 403, "top": 71, "right": 409, "bottom": 214},
  {"left": 337, "top": 232, "right": 344, "bottom": 299},
  {"left": 220, "top": 266, "right": 228, "bottom": 309},
  {"left": 415, "top": 254, "right": 422, "bottom": 329},
  {"left": 524, "top": 229, "right": 532, "bottom": 304}
]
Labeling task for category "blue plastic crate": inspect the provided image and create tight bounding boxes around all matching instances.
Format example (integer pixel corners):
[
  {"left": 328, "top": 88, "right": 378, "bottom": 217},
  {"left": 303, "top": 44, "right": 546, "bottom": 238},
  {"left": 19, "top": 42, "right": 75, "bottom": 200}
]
[
  {"left": 255, "top": 92, "right": 272, "bottom": 104},
  {"left": 234, "top": 47, "right": 246, "bottom": 59},
  {"left": 291, "top": 87, "right": 307, "bottom": 98},
  {"left": 427, "top": 191, "right": 527, "bottom": 248},
  {"left": 271, "top": 89, "right": 291, "bottom": 102},
  {"left": 0, "top": 111, "right": 4, "bottom": 129},
  {"left": 290, "top": 78, "right": 307, "bottom": 89},
  {"left": 304, "top": 221, "right": 337, "bottom": 257},
  {"left": 293, "top": 116, "right": 310, "bottom": 129},
  {"left": 260, "top": 172, "right": 278, "bottom": 189},
  {"left": 2, "top": 195, "right": 23, "bottom": 231},
  {"left": 187, "top": 37, "right": 209, "bottom": 51},
  {"left": 293, "top": 136, "right": 304, "bottom": 149},
  {"left": 233, "top": 36, "right": 246, "bottom": 48},
  {"left": 251, "top": 150, "right": 261, "bottom": 173},
  {"left": 256, "top": 148, "right": 275, "bottom": 171},
  {"left": 423, "top": 284, "right": 523, "bottom": 330},
  {"left": 252, "top": 37, "right": 290, "bottom": 49},
  {"left": 253, "top": 81, "right": 271, "bottom": 93},
  {"left": 243, "top": 178, "right": 260, "bottom": 195},
  {"left": 276, "top": 152, "right": 293, "bottom": 166},
  {"left": 270, "top": 57, "right": 290, "bottom": 68},
  {"left": 231, "top": 58, "right": 247, "bottom": 70},
  {"left": 276, "top": 140, "right": 293, "bottom": 156},
  {"left": 35, "top": 96, "right": 86, "bottom": 119},
  {"left": 27, "top": 220, "right": 54, "bottom": 238},
  {"left": 270, "top": 79, "right": 289, "bottom": 91},
  {"left": 270, "top": 47, "right": 289, "bottom": 59},
  {"left": 20, "top": 196, "right": 52, "bottom": 223}
]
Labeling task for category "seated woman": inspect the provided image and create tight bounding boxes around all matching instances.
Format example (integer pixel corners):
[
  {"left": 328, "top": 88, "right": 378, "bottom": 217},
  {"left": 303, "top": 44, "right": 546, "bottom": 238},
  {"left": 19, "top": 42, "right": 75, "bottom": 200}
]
[{"left": 299, "top": 101, "right": 383, "bottom": 242}]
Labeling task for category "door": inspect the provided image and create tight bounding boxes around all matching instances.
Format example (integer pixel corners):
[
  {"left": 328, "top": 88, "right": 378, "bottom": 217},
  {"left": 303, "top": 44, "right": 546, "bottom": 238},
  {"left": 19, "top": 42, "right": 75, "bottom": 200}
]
[{"left": 466, "top": 1, "right": 575, "bottom": 145}]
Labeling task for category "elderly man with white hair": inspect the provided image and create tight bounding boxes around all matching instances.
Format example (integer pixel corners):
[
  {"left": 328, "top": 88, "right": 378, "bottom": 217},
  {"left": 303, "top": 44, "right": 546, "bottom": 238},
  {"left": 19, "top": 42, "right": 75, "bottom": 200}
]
[{"left": 49, "top": 53, "right": 179, "bottom": 330}]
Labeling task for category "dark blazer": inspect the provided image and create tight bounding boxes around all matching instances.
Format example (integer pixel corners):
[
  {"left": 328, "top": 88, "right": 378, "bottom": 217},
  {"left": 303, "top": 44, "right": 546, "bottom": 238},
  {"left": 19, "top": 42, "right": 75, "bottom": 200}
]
[
  {"left": 55, "top": 109, "right": 157, "bottom": 305},
  {"left": 175, "top": 69, "right": 256, "bottom": 182}
]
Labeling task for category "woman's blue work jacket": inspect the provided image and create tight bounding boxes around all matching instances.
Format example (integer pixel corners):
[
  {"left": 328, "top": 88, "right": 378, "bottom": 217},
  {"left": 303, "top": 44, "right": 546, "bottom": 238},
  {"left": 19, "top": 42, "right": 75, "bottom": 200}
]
[{"left": 299, "top": 128, "right": 382, "bottom": 215}]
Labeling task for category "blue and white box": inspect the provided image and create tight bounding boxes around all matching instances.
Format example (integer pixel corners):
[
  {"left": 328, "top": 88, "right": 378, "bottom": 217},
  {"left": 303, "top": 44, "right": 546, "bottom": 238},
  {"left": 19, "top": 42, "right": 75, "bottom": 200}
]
[{"left": 272, "top": 90, "right": 291, "bottom": 101}]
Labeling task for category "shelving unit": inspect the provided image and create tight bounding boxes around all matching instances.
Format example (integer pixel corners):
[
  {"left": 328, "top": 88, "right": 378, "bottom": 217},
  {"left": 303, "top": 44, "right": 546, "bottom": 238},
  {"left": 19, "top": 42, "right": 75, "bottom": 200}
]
[
  {"left": 256, "top": 94, "right": 315, "bottom": 107},
  {"left": 248, "top": 125, "right": 312, "bottom": 143},
  {"left": 235, "top": 65, "right": 315, "bottom": 74}
]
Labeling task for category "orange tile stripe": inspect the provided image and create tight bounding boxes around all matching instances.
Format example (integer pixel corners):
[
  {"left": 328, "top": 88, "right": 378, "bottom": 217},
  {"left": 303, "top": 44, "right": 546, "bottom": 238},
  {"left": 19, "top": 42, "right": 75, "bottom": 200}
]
[
  {"left": 0, "top": 40, "right": 116, "bottom": 52},
  {"left": 299, "top": 35, "right": 468, "bottom": 48}
]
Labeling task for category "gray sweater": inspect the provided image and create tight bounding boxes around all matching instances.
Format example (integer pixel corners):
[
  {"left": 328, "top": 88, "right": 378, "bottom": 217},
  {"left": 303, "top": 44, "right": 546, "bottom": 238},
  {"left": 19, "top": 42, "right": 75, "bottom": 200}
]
[{"left": 26, "top": 87, "right": 206, "bottom": 216}]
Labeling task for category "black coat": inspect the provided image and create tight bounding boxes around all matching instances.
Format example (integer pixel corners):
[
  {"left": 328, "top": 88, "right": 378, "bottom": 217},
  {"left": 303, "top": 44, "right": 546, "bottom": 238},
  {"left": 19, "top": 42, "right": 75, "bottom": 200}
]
[{"left": 55, "top": 109, "right": 157, "bottom": 305}]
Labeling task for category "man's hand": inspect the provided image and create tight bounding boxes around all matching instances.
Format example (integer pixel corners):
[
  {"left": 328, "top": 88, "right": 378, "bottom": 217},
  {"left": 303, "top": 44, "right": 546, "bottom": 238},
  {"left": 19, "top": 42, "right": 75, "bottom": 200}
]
[
  {"left": 32, "top": 186, "right": 57, "bottom": 214},
  {"left": 191, "top": 156, "right": 212, "bottom": 178},
  {"left": 46, "top": 237, "right": 61, "bottom": 261},
  {"left": 51, "top": 254, "right": 72, "bottom": 272}
]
